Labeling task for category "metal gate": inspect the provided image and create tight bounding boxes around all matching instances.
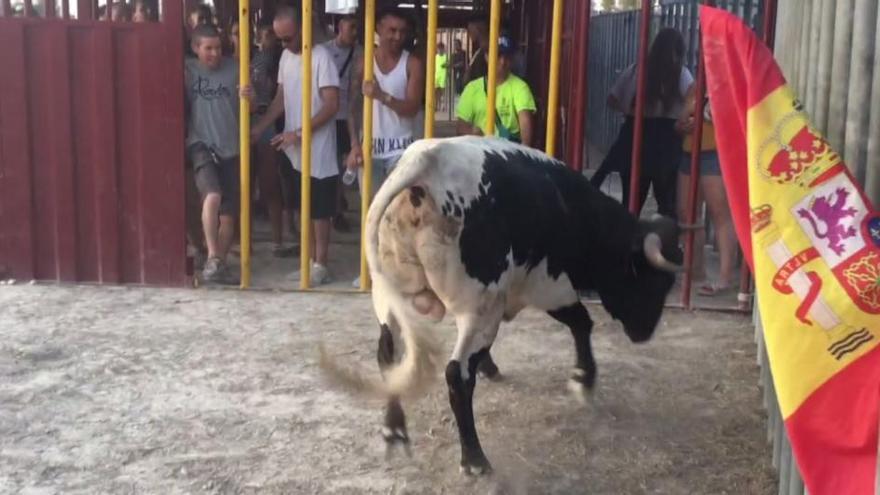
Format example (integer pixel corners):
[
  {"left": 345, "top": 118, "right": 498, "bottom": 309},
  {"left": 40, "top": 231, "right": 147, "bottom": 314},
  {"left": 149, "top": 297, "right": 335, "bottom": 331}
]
[{"left": 0, "top": 0, "right": 187, "bottom": 285}]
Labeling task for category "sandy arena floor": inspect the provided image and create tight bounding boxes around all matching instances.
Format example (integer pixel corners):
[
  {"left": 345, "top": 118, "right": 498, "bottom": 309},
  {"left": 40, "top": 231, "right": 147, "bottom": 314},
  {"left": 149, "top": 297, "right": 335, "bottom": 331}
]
[{"left": 0, "top": 285, "right": 774, "bottom": 494}]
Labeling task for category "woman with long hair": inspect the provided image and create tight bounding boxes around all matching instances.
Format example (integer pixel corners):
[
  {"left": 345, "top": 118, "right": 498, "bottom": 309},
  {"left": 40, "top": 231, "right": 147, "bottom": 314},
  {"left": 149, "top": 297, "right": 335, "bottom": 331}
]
[{"left": 590, "top": 28, "right": 693, "bottom": 217}]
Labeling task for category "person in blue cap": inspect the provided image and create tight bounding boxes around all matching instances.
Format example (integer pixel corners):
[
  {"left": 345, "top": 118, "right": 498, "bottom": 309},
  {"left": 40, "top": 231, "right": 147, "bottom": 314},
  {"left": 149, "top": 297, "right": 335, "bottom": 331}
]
[{"left": 455, "top": 33, "right": 537, "bottom": 147}]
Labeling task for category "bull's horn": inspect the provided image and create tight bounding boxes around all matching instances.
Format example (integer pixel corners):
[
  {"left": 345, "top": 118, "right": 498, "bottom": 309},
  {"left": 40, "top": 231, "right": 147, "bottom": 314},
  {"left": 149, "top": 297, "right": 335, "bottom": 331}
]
[{"left": 643, "top": 232, "right": 683, "bottom": 273}]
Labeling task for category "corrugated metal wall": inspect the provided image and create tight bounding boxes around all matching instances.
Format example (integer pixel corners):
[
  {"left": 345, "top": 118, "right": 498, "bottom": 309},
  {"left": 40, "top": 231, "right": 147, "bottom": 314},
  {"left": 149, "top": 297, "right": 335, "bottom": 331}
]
[
  {"left": 0, "top": 5, "right": 187, "bottom": 285},
  {"left": 774, "top": 0, "right": 880, "bottom": 204}
]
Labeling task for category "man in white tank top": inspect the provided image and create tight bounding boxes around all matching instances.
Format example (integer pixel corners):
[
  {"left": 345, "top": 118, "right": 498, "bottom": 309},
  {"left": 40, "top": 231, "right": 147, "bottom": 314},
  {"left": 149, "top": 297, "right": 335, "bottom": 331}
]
[{"left": 346, "top": 7, "right": 424, "bottom": 198}]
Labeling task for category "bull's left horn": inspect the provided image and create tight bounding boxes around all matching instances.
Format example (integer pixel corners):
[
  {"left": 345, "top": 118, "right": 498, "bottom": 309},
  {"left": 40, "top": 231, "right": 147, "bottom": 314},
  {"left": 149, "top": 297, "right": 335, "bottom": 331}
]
[{"left": 643, "top": 233, "right": 683, "bottom": 273}]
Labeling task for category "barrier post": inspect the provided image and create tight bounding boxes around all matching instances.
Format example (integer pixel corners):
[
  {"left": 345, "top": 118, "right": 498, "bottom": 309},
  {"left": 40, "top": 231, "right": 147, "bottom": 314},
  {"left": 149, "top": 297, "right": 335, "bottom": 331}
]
[
  {"left": 681, "top": 14, "right": 709, "bottom": 309},
  {"left": 568, "top": 0, "right": 590, "bottom": 171},
  {"left": 485, "top": 0, "right": 501, "bottom": 136},
  {"left": 299, "top": 0, "right": 313, "bottom": 289},
  {"left": 424, "top": 0, "right": 438, "bottom": 137},
  {"left": 238, "top": 0, "right": 252, "bottom": 289},
  {"left": 627, "top": 0, "right": 653, "bottom": 214},
  {"left": 359, "top": 0, "right": 376, "bottom": 291},
  {"left": 545, "top": 0, "right": 564, "bottom": 156}
]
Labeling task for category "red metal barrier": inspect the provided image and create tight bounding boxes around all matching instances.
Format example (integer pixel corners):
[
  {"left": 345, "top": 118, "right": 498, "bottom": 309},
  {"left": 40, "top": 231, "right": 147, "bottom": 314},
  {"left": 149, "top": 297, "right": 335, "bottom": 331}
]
[
  {"left": 566, "top": 0, "right": 590, "bottom": 172},
  {"left": 0, "top": 2, "right": 187, "bottom": 285},
  {"left": 627, "top": 0, "right": 652, "bottom": 214},
  {"left": 681, "top": 18, "right": 709, "bottom": 309}
]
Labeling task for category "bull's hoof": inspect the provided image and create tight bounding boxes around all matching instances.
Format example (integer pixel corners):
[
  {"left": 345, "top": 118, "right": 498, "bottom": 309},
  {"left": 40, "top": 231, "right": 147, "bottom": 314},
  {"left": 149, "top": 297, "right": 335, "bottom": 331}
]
[
  {"left": 568, "top": 368, "right": 595, "bottom": 405},
  {"left": 382, "top": 426, "right": 412, "bottom": 459},
  {"left": 477, "top": 356, "right": 502, "bottom": 382},
  {"left": 460, "top": 455, "right": 493, "bottom": 476}
]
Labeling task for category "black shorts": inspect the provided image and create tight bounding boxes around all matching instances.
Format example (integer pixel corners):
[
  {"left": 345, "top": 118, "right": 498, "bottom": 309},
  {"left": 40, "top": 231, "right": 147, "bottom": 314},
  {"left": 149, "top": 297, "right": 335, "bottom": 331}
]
[
  {"left": 291, "top": 168, "right": 339, "bottom": 220},
  {"left": 189, "top": 144, "right": 240, "bottom": 217},
  {"left": 277, "top": 152, "right": 296, "bottom": 210},
  {"left": 336, "top": 120, "right": 351, "bottom": 172}
]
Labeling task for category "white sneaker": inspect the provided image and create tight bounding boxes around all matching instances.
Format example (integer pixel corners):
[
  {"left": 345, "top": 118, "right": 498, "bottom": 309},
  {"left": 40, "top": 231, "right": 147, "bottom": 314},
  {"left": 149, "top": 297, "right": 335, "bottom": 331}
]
[
  {"left": 351, "top": 276, "right": 360, "bottom": 288},
  {"left": 310, "top": 263, "right": 331, "bottom": 286},
  {"left": 290, "top": 262, "right": 331, "bottom": 286}
]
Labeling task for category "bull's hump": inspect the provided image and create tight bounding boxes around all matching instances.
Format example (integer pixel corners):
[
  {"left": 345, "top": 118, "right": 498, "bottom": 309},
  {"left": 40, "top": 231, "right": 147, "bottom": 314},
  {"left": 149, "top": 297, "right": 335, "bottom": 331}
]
[{"left": 455, "top": 147, "right": 574, "bottom": 286}]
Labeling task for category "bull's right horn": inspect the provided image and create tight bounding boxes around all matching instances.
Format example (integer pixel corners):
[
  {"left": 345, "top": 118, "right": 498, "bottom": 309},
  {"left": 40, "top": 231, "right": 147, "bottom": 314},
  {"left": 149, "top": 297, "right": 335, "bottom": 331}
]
[{"left": 643, "top": 233, "right": 683, "bottom": 273}]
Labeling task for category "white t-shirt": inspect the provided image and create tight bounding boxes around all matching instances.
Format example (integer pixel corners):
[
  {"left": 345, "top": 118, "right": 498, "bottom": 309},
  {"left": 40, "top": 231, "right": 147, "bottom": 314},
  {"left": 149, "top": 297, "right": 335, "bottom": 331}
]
[
  {"left": 278, "top": 44, "right": 341, "bottom": 179},
  {"left": 609, "top": 64, "right": 694, "bottom": 119}
]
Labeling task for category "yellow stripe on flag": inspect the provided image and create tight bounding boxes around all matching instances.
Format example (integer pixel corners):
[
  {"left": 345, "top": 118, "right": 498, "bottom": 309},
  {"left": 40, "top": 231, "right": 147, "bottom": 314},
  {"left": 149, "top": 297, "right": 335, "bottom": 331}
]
[{"left": 747, "top": 85, "right": 880, "bottom": 418}]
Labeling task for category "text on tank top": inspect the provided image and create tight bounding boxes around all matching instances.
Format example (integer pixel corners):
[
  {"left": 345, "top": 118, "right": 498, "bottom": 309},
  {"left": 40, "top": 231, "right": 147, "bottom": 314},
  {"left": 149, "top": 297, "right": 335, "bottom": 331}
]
[{"left": 372, "top": 50, "right": 415, "bottom": 159}]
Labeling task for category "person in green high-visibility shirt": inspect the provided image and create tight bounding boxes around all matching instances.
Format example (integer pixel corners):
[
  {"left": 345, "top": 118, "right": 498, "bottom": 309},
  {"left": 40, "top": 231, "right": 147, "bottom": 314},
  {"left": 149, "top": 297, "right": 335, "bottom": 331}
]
[
  {"left": 434, "top": 42, "right": 448, "bottom": 111},
  {"left": 455, "top": 33, "right": 536, "bottom": 147}
]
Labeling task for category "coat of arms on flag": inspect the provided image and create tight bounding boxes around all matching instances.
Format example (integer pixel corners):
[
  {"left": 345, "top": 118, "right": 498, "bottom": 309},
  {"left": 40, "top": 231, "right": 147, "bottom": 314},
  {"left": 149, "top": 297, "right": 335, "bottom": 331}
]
[{"left": 700, "top": 6, "right": 880, "bottom": 495}]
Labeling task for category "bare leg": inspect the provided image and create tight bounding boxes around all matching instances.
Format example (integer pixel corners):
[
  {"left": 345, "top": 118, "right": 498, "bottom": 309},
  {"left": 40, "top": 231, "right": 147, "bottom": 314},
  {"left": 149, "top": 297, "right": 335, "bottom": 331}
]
[
  {"left": 202, "top": 193, "right": 221, "bottom": 259},
  {"left": 314, "top": 219, "right": 331, "bottom": 266},
  {"left": 218, "top": 214, "right": 235, "bottom": 261},
  {"left": 677, "top": 172, "right": 707, "bottom": 281},
  {"left": 702, "top": 176, "right": 738, "bottom": 287}
]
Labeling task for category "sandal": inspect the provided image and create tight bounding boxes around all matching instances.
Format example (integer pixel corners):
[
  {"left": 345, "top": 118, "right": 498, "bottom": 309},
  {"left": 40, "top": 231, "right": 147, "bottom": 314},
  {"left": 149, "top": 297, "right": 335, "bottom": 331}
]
[{"left": 697, "top": 282, "right": 734, "bottom": 297}]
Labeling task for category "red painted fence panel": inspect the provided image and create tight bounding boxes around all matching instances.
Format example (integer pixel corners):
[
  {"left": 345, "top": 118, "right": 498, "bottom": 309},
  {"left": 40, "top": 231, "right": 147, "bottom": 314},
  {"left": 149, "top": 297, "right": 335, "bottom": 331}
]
[{"left": 0, "top": 3, "right": 186, "bottom": 286}]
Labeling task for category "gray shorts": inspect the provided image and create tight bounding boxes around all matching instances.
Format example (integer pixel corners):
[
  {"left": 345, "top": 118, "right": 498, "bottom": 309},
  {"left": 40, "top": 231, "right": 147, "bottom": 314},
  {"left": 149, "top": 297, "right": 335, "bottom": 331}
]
[{"left": 190, "top": 145, "right": 240, "bottom": 217}]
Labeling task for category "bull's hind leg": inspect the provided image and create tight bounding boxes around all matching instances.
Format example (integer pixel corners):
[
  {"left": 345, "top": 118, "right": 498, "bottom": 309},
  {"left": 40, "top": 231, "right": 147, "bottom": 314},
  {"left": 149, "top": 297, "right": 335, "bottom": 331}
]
[
  {"left": 376, "top": 322, "right": 410, "bottom": 456},
  {"left": 548, "top": 303, "right": 597, "bottom": 403},
  {"left": 447, "top": 310, "right": 502, "bottom": 475}
]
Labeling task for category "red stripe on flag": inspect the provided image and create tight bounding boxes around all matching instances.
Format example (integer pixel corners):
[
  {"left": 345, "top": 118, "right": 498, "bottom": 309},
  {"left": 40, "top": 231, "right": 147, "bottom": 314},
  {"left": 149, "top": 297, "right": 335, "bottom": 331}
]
[
  {"left": 698, "top": 5, "right": 786, "bottom": 270},
  {"left": 785, "top": 343, "right": 880, "bottom": 495}
]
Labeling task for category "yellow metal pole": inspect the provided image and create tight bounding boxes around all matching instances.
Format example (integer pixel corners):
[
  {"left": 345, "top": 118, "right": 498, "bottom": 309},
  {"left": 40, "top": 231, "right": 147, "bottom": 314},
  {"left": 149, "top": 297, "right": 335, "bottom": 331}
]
[
  {"left": 359, "top": 0, "right": 376, "bottom": 291},
  {"left": 238, "top": 0, "right": 251, "bottom": 289},
  {"left": 545, "top": 0, "right": 564, "bottom": 156},
  {"left": 423, "top": 0, "right": 438, "bottom": 137},
  {"left": 300, "top": 0, "right": 313, "bottom": 289},
  {"left": 485, "top": 0, "right": 501, "bottom": 136}
]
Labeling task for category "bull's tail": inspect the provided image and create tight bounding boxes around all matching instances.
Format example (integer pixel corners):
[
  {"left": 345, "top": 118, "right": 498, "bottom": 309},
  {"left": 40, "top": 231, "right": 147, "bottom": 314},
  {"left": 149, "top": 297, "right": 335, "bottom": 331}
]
[
  {"left": 318, "top": 140, "right": 446, "bottom": 401},
  {"left": 318, "top": 275, "right": 444, "bottom": 400}
]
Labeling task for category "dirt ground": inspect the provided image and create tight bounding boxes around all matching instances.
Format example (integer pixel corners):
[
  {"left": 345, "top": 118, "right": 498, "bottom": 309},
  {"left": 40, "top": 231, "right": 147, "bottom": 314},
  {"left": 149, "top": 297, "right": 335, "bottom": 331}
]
[{"left": 0, "top": 285, "right": 775, "bottom": 494}]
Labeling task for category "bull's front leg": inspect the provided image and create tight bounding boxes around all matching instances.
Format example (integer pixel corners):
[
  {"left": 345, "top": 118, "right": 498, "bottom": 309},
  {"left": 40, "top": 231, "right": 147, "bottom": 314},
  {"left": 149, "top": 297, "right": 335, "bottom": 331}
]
[
  {"left": 376, "top": 322, "right": 410, "bottom": 456},
  {"left": 548, "top": 303, "right": 596, "bottom": 403},
  {"left": 476, "top": 351, "right": 501, "bottom": 380},
  {"left": 446, "top": 312, "right": 502, "bottom": 475}
]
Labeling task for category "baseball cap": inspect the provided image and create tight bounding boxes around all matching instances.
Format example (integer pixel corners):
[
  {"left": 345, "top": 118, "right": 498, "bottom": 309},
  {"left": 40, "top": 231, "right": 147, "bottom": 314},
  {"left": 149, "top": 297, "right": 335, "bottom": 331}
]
[{"left": 498, "top": 33, "right": 516, "bottom": 56}]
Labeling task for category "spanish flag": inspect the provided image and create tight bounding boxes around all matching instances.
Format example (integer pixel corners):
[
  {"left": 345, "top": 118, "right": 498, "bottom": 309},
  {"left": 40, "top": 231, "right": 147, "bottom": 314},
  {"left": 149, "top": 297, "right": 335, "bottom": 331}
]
[{"left": 700, "top": 6, "right": 880, "bottom": 494}]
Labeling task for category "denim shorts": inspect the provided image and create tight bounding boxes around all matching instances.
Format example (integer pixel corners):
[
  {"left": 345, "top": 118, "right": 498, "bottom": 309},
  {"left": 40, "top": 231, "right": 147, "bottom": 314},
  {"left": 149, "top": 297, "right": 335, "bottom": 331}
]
[{"left": 679, "top": 150, "right": 721, "bottom": 176}]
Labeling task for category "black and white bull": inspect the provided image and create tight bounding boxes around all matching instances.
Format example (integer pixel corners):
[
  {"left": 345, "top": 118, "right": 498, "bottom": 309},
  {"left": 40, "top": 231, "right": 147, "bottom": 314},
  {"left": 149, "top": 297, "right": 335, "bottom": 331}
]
[{"left": 320, "top": 136, "right": 682, "bottom": 475}]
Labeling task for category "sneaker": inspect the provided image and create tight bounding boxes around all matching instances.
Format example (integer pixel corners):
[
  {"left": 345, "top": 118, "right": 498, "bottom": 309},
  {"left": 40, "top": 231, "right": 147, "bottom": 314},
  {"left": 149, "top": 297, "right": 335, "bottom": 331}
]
[
  {"left": 291, "top": 262, "right": 332, "bottom": 286},
  {"left": 202, "top": 257, "right": 222, "bottom": 284},
  {"left": 310, "top": 263, "right": 332, "bottom": 286},
  {"left": 351, "top": 276, "right": 360, "bottom": 288}
]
